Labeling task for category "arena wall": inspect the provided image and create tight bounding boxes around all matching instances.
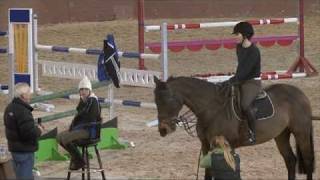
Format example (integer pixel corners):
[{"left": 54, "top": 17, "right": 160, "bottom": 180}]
[{"left": 0, "top": 0, "right": 319, "bottom": 29}]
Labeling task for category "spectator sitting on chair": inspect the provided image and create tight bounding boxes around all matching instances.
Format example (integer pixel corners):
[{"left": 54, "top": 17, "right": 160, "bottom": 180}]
[
  {"left": 3, "top": 83, "right": 44, "bottom": 180},
  {"left": 57, "top": 76, "right": 102, "bottom": 170}
]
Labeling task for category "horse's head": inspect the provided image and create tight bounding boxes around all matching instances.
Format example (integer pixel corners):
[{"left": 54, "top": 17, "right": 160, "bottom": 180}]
[{"left": 154, "top": 76, "right": 183, "bottom": 137}]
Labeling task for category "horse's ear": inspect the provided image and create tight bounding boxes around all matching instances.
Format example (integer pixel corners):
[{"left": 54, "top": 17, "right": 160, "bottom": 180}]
[
  {"left": 154, "top": 76, "right": 167, "bottom": 90},
  {"left": 154, "top": 76, "right": 161, "bottom": 85}
]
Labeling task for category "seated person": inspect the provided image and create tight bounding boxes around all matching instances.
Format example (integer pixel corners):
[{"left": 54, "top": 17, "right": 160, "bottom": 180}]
[{"left": 57, "top": 76, "right": 102, "bottom": 170}]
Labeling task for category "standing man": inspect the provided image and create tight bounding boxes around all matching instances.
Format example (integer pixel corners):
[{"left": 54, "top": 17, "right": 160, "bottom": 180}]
[
  {"left": 229, "top": 21, "right": 262, "bottom": 144},
  {"left": 3, "top": 83, "right": 44, "bottom": 179},
  {"left": 57, "top": 76, "right": 102, "bottom": 170}
]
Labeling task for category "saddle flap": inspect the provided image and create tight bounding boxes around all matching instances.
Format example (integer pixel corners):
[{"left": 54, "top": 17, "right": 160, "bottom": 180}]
[
  {"left": 232, "top": 90, "right": 274, "bottom": 120},
  {"left": 252, "top": 92, "right": 274, "bottom": 120}
]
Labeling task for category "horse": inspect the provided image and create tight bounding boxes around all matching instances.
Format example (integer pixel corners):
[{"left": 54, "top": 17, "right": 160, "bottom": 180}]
[{"left": 153, "top": 76, "right": 317, "bottom": 180}]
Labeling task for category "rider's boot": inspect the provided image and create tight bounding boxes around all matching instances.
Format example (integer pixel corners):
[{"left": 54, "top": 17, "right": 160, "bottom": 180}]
[{"left": 245, "top": 107, "right": 256, "bottom": 144}]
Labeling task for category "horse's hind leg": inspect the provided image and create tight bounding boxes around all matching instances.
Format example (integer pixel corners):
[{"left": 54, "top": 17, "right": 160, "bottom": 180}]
[
  {"left": 274, "top": 128, "right": 296, "bottom": 180},
  {"left": 293, "top": 127, "right": 314, "bottom": 180}
]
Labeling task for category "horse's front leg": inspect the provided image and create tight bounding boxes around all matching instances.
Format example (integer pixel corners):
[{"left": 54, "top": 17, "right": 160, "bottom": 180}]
[{"left": 201, "top": 140, "right": 212, "bottom": 180}]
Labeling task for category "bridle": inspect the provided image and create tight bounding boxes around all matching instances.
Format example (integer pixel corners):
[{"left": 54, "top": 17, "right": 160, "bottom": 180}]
[{"left": 176, "top": 110, "right": 197, "bottom": 137}]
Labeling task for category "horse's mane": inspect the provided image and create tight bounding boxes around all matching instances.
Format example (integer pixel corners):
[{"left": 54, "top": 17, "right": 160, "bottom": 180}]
[
  {"left": 166, "top": 76, "right": 230, "bottom": 96},
  {"left": 167, "top": 76, "right": 218, "bottom": 89}
]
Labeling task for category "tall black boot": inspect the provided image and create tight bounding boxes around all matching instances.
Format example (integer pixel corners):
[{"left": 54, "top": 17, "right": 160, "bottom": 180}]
[
  {"left": 65, "top": 143, "right": 85, "bottom": 170},
  {"left": 245, "top": 107, "right": 256, "bottom": 144}
]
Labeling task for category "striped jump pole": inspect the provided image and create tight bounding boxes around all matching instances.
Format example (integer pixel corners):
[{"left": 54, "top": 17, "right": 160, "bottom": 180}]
[
  {"left": 37, "top": 103, "right": 110, "bottom": 123},
  {"left": 259, "top": 72, "right": 307, "bottom": 80},
  {"left": 0, "top": 84, "right": 9, "bottom": 94},
  {"left": 145, "top": 18, "right": 298, "bottom": 31},
  {"left": 110, "top": 99, "right": 156, "bottom": 109},
  {"left": 193, "top": 70, "right": 298, "bottom": 78},
  {"left": 0, "top": 31, "right": 7, "bottom": 36},
  {"left": 0, "top": 48, "right": 7, "bottom": 54},
  {"left": 30, "top": 80, "right": 111, "bottom": 104},
  {"left": 201, "top": 72, "right": 307, "bottom": 83},
  {"left": 66, "top": 94, "right": 156, "bottom": 109},
  {"left": 35, "top": 44, "right": 160, "bottom": 60}
]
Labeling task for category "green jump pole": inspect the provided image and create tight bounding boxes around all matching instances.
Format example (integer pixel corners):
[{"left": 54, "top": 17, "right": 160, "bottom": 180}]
[
  {"left": 39, "top": 104, "right": 110, "bottom": 123},
  {"left": 31, "top": 80, "right": 111, "bottom": 104}
]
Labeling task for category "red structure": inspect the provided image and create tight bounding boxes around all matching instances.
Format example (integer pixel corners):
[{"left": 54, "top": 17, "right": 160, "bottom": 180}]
[
  {"left": 138, "top": 0, "right": 145, "bottom": 70},
  {"left": 137, "top": 0, "right": 317, "bottom": 76},
  {"left": 146, "top": 35, "right": 298, "bottom": 53},
  {"left": 287, "top": 0, "right": 317, "bottom": 75}
]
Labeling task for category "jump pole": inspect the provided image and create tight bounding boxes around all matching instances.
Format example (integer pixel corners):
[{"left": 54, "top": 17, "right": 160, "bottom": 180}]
[
  {"left": 38, "top": 103, "right": 110, "bottom": 123},
  {"left": 30, "top": 80, "right": 111, "bottom": 104}
]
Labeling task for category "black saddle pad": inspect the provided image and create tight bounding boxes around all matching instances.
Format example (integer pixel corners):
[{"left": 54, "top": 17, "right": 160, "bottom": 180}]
[{"left": 252, "top": 93, "right": 274, "bottom": 120}]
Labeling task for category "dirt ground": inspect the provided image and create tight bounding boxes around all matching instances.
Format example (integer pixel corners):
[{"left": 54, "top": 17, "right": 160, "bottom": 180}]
[{"left": 1, "top": 13, "right": 320, "bottom": 179}]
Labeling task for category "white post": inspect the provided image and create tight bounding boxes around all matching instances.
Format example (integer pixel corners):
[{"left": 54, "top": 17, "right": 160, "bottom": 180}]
[
  {"left": 8, "top": 54, "right": 14, "bottom": 99},
  {"left": 108, "top": 84, "right": 114, "bottom": 120},
  {"left": 8, "top": 9, "right": 14, "bottom": 99},
  {"left": 27, "top": 9, "right": 34, "bottom": 93},
  {"left": 33, "top": 14, "right": 39, "bottom": 93},
  {"left": 161, "top": 22, "right": 168, "bottom": 81}
]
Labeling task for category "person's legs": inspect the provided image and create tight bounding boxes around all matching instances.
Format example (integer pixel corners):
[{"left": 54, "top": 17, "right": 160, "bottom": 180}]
[
  {"left": 57, "top": 129, "right": 89, "bottom": 146},
  {"left": 11, "top": 152, "right": 34, "bottom": 180},
  {"left": 240, "top": 80, "right": 261, "bottom": 144},
  {"left": 57, "top": 129, "right": 89, "bottom": 170}
]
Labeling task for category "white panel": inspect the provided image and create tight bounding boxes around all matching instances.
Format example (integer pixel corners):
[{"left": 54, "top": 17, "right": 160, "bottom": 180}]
[{"left": 40, "top": 60, "right": 161, "bottom": 88}]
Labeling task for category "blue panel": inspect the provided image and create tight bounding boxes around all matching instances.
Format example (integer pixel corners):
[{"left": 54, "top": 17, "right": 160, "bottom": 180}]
[
  {"left": 52, "top": 46, "right": 69, "bottom": 52},
  {"left": 122, "top": 100, "right": 141, "bottom": 107},
  {"left": 15, "top": 74, "right": 31, "bottom": 85},
  {"left": 0, "top": 48, "right": 7, "bottom": 54},
  {"left": 86, "top": 48, "right": 102, "bottom": 55},
  {"left": 0, "top": 31, "right": 7, "bottom": 36},
  {"left": 122, "top": 52, "right": 140, "bottom": 58},
  {"left": 0, "top": 85, "right": 9, "bottom": 90},
  {"left": 10, "top": 9, "right": 31, "bottom": 23}
]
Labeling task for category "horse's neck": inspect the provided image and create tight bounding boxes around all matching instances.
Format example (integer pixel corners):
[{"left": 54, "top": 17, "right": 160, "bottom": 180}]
[
  {"left": 170, "top": 79, "right": 243, "bottom": 146},
  {"left": 170, "top": 79, "right": 219, "bottom": 115}
]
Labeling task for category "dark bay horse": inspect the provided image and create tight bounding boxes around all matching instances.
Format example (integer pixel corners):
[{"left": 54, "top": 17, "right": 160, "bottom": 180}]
[{"left": 153, "top": 76, "right": 317, "bottom": 180}]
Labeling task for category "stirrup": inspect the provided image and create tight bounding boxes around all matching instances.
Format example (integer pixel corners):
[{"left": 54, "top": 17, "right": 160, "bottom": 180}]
[
  {"left": 248, "top": 130, "right": 256, "bottom": 144},
  {"left": 248, "top": 137, "right": 255, "bottom": 144}
]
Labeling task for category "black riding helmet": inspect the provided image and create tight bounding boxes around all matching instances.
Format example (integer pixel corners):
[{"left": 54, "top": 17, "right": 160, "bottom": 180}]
[{"left": 232, "top": 21, "right": 254, "bottom": 40}]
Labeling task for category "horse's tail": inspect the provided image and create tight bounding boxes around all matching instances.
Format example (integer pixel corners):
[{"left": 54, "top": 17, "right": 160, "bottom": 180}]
[
  {"left": 312, "top": 115, "right": 320, "bottom": 120},
  {"left": 296, "top": 126, "right": 315, "bottom": 174}
]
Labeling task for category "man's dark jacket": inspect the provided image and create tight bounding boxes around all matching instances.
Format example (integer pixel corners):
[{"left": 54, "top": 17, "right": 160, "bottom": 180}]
[{"left": 4, "top": 98, "right": 41, "bottom": 152}]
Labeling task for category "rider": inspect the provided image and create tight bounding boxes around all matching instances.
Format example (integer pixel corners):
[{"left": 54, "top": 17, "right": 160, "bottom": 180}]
[{"left": 228, "top": 21, "right": 262, "bottom": 144}]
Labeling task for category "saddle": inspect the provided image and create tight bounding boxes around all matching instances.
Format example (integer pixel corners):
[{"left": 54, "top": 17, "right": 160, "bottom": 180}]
[{"left": 232, "top": 86, "right": 274, "bottom": 121}]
